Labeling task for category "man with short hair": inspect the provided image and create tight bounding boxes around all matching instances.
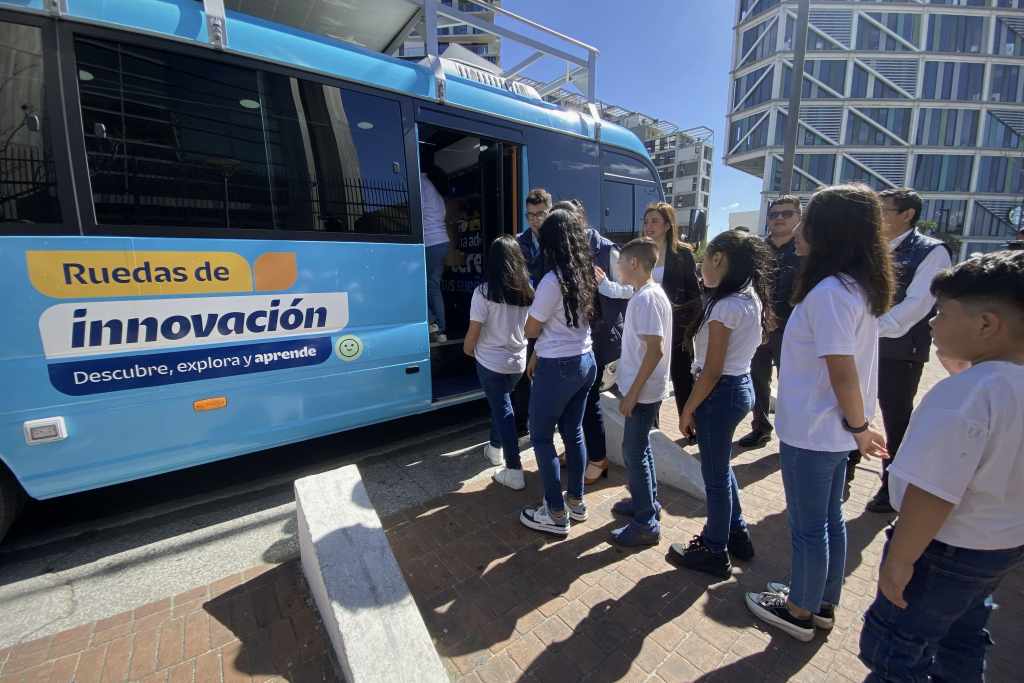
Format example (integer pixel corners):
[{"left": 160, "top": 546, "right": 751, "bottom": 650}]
[
  {"left": 856, "top": 188, "right": 953, "bottom": 513},
  {"left": 512, "top": 188, "right": 553, "bottom": 436},
  {"left": 518, "top": 188, "right": 552, "bottom": 287},
  {"left": 738, "top": 195, "right": 803, "bottom": 449}
]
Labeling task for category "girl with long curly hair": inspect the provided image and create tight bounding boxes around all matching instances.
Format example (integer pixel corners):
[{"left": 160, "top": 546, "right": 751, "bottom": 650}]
[{"left": 519, "top": 208, "right": 598, "bottom": 536}]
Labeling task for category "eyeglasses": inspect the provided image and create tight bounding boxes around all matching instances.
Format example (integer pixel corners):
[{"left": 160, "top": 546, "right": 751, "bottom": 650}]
[
  {"left": 527, "top": 211, "right": 547, "bottom": 220},
  {"left": 881, "top": 208, "right": 901, "bottom": 213},
  {"left": 767, "top": 209, "right": 797, "bottom": 220}
]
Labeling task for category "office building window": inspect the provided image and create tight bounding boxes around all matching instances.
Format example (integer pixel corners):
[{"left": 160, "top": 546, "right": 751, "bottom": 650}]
[
  {"left": 701, "top": 177, "right": 710, "bottom": 193},
  {"left": 982, "top": 113, "right": 1023, "bottom": 149},
  {"left": 774, "top": 112, "right": 835, "bottom": 146},
  {"left": 704, "top": 146, "right": 713, "bottom": 161},
  {"left": 990, "top": 64, "right": 1024, "bottom": 102},
  {"left": 771, "top": 154, "right": 835, "bottom": 192},
  {"left": 994, "top": 17, "right": 1024, "bottom": 57},
  {"left": 674, "top": 193, "right": 696, "bottom": 209},
  {"left": 785, "top": 15, "right": 844, "bottom": 51},
  {"left": 978, "top": 156, "right": 1024, "bottom": 193},
  {"left": 839, "top": 159, "right": 890, "bottom": 191},
  {"left": 971, "top": 205, "right": 1019, "bottom": 239},
  {"left": 916, "top": 108, "right": 979, "bottom": 147},
  {"left": 921, "top": 198, "right": 968, "bottom": 236},
  {"left": 850, "top": 64, "right": 908, "bottom": 99},
  {"left": 856, "top": 13, "right": 920, "bottom": 51},
  {"left": 740, "top": 0, "right": 781, "bottom": 21},
  {"left": 740, "top": 19, "right": 779, "bottom": 67},
  {"left": 927, "top": 0, "right": 986, "bottom": 5},
  {"left": 845, "top": 108, "right": 911, "bottom": 145},
  {"left": 733, "top": 66, "right": 773, "bottom": 111},
  {"left": 922, "top": 61, "right": 984, "bottom": 101},
  {"left": 677, "top": 160, "right": 700, "bottom": 177},
  {"left": 997, "top": 0, "right": 1024, "bottom": 8},
  {"left": 783, "top": 60, "right": 847, "bottom": 99},
  {"left": 914, "top": 154, "right": 974, "bottom": 192},
  {"left": 926, "top": 15, "right": 986, "bottom": 54},
  {"left": 729, "top": 113, "right": 769, "bottom": 154}
]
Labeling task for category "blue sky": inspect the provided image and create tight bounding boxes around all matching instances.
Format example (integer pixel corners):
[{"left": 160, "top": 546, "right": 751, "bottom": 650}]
[{"left": 499, "top": 0, "right": 763, "bottom": 233}]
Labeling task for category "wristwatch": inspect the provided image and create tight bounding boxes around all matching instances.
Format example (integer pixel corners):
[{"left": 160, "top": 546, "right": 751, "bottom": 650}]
[{"left": 842, "top": 418, "right": 869, "bottom": 434}]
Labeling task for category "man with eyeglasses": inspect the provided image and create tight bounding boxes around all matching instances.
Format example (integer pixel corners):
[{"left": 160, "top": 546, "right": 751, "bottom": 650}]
[
  {"left": 511, "top": 188, "right": 552, "bottom": 437},
  {"left": 738, "top": 196, "right": 804, "bottom": 449},
  {"left": 854, "top": 187, "right": 952, "bottom": 512}
]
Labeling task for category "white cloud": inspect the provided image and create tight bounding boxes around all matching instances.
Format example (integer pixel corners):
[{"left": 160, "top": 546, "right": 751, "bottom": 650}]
[{"left": 720, "top": 202, "right": 741, "bottom": 212}]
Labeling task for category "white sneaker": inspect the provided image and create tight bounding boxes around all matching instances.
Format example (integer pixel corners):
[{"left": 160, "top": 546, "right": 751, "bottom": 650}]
[
  {"left": 434, "top": 333, "right": 448, "bottom": 343},
  {"left": 519, "top": 501, "right": 569, "bottom": 536},
  {"left": 492, "top": 467, "right": 525, "bottom": 490},
  {"left": 483, "top": 443, "right": 504, "bottom": 466},
  {"left": 764, "top": 582, "right": 835, "bottom": 630},
  {"left": 429, "top": 322, "right": 440, "bottom": 334}
]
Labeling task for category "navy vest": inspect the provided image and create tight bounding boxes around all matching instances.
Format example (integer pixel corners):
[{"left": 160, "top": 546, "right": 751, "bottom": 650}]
[
  {"left": 587, "top": 229, "right": 627, "bottom": 366},
  {"left": 879, "top": 229, "right": 950, "bottom": 364}
]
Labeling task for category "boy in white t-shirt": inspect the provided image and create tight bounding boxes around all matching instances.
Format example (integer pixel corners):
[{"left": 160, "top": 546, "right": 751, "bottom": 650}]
[
  {"left": 608, "top": 238, "right": 673, "bottom": 547},
  {"left": 860, "top": 251, "right": 1024, "bottom": 682}
]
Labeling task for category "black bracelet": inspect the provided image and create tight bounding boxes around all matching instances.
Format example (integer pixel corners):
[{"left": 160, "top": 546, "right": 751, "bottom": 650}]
[{"left": 843, "top": 418, "right": 869, "bottom": 434}]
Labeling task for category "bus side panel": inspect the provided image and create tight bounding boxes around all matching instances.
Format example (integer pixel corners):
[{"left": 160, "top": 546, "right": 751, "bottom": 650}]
[{"left": 1, "top": 236, "right": 431, "bottom": 500}]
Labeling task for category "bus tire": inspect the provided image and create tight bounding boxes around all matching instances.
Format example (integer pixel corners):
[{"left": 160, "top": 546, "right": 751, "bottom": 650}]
[{"left": 0, "top": 465, "right": 24, "bottom": 544}]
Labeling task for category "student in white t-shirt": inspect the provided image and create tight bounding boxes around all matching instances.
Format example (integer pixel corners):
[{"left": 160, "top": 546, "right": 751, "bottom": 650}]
[
  {"left": 604, "top": 238, "right": 673, "bottom": 548},
  {"left": 519, "top": 209, "right": 597, "bottom": 537},
  {"left": 745, "top": 184, "right": 894, "bottom": 643},
  {"left": 464, "top": 236, "right": 534, "bottom": 491},
  {"left": 668, "top": 230, "right": 775, "bottom": 577},
  {"left": 860, "top": 250, "right": 1024, "bottom": 681}
]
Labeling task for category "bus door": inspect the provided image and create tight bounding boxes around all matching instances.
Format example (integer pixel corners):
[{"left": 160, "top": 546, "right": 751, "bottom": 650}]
[
  {"left": 601, "top": 149, "right": 660, "bottom": 245},
  {"left": 415, "top": 111, "right": 522, "bottom": 403}
]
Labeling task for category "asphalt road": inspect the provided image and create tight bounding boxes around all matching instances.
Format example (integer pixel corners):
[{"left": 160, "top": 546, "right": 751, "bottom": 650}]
[{"left": 0, "top": 400, "right": 492, "bottom": 649}]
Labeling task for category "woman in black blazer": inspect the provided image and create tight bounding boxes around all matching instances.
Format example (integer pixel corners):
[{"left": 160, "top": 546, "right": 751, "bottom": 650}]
[{"left": 642, "top": 202, "right": 703, "bottom": 415}]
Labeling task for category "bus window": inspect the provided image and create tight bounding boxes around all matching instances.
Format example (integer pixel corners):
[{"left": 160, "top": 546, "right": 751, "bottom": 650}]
[
  {"left": 74, "top": 37, "right": 410, "bottom": 236},
  {"left": 602, "top": 179, "right": 635, "bottom": 243},
  {"left": 0, "top": 21, "right": 61, "bottom": 228},
  {"left": 634, "top": 183, "right": 661, "bottom": 228},
  {"left": 601, "top": 150, "right": 654, "bottom": 183},
  {"left": 524, "top": 129, "right": 599, "bottom": 223}
]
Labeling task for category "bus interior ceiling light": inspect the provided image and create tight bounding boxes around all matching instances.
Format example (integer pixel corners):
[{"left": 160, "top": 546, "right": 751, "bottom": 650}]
[
  {"left": 79, "top": 70, "right": 94, "bottom": 81},
  {"left": 356, "top": 121, "right": 374, "bottom": 130},
  {"left": 239, "top": 98, "right": 261, "bottom": 109}
]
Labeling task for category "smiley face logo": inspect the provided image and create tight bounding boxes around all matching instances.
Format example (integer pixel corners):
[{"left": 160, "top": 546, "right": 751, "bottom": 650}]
[{"left": 335, "top": 335, "right": 363, "bottom": 361}]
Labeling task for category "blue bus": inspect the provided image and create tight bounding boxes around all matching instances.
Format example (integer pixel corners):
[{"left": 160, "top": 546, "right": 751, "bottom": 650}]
[{"left": 0, "top": 0, "right": 662, "bottom": 539}]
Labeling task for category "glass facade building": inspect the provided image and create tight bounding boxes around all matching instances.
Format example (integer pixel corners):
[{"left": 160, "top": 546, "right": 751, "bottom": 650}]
[{"left": 727, "top": 0, "right": 1024, "bottom": 256}]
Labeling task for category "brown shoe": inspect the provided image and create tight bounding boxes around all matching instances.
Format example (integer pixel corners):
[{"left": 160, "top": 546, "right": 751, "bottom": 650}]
[{"left": 584, "top": 459, "right": 609, "bottom": 485}]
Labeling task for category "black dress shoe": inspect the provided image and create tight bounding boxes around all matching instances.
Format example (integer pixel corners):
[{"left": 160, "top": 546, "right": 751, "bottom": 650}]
[
  {"left": 728, "top": 528, "right": 755, "bottom": 561},
  {"left": 738, "top": 430, "right": 771, "bottom": 448}
]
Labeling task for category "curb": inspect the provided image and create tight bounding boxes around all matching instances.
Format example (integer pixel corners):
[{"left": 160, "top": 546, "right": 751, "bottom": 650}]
[
  {"left": 295, "top": 465, "right": 448, "bottom": 683},
  {"left": 599, "top": 392, "right": 707, "bottom": 501}
]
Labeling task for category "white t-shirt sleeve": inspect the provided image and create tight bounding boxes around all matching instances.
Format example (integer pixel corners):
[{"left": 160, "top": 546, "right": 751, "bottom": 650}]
[
  {"left": 469, "top": 287, "right": 488, "bottom": 324},
  {"left": 631, "top": 295, "right": 667, "bottom": 339},
  {"left": 805, "top": 281, "right": 860, "bottom": 358},
  {"left": 528, "top": 274, "right": 560, "bottom": 323},
  {"left": 708, "top": 297, "right": 744, "bottom": 331},
  {"left": 889, "top": 391, "right": 989, "bottom": 506}
]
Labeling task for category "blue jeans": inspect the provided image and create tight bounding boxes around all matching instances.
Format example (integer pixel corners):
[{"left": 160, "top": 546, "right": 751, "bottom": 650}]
[
  {"left": 476, "top": 362, "right": 523, "bottom": 470},
  {"left": 582, "top": 361, "right": 608, "bottom": 463},
  {"left": 622, "top": 401, "right": 661, "bottom": 532},
  {"left": 779, "top": 443, "right": 848, "bottom": 612},
  {"left": 529, "top": 352, "right": 597, "bottom": 512},
  {"left": 695, "top": 374, "right": 753, "bottom": 552},
  {"left": 860, "top": 529, "right": 1024, "bottom": 683},
  {"left": 426, "top": 243, "right": 447, "bottom": 331}
]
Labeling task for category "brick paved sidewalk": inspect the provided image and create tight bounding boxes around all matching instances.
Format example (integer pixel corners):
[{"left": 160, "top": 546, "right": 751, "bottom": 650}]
[{"left": 0, "top": 562, "right": 339, "bottom": 683}]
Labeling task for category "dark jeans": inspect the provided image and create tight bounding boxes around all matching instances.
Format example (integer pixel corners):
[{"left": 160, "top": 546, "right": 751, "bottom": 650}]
[
  {"left": 511, "top": 340, "right": 535, "bottom": 435},
  {"left": 622, "top": 401, "right": 662, "bottom": 532},
  {"left": 530, "top": 352, "right": 597, "bottom": 512},
  {"left": 695, "top": 374, "right": 753, "bottom": 552},
  {"left": 780, "top": 444, "right": 849, "bottom": 611},
  {"left": 860, "top": 528, "right": 1024, "bottom": 683},
  {"left": 476, "top": 362, "right": 523, "bottom": 470},
  {"left": 750, "top": 329, "right": 783, "bottom": 435},
  {"left": 849, "top": 358, "right": 925, "bottom": 482},
  {"left": 582, "top": 361, "right": 608, "bottom": 463},
  {"left": 670, "top": 342, "right": 695, "bottom": 415}
]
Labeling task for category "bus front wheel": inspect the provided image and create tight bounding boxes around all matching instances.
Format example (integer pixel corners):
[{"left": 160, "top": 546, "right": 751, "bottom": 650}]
[{"left": 0, "top": 465, "right": 23, "bottom": 544}]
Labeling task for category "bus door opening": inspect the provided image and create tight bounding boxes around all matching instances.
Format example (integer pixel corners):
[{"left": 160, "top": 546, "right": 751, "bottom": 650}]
[{"left": 417, "top": 124, "right": 520, "bottom": 401}]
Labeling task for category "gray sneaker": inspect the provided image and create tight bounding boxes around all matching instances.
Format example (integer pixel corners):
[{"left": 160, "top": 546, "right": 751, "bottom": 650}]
[
  {"left": 764, "top": 582, "right": 835, "bottom": 630},
  {"left": 564, "top": 494, "right": 588, "bottom": 522},
  {"left": 520, "top": 501, "right": 569, "bottom": 536}
]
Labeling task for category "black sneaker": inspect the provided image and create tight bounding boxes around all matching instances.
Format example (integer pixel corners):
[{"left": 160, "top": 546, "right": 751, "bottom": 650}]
[
  {"left": 745, "top": 591, "right": 815, "bottom": 642},
  {"left": 669, "top": 535, "right": 732, "bottom": 579},
  {"left": 737, "top": 430, "right": 771, "bottom": 449},
  {"left": 727, "top": 528, "right": 755, "bottom": 561},
  {"left": 764, "top": 582, "right": 835, "bottom": 630},
  {"left": 866, "top": 487, "right": 895, "bottom": 514}
]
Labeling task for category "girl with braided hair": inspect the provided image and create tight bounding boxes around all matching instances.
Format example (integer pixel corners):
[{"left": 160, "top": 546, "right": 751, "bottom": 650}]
[{"left": 519, "top": 208, "right": 599, "bottom": 536}]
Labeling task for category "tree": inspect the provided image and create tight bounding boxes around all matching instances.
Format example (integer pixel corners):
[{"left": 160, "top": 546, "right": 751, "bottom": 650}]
[{"left": 918, "top": 219, "right": 962, "bottom": 259}]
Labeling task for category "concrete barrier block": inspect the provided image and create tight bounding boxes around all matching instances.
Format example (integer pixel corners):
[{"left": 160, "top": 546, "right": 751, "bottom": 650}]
[
  {"left": 295, "top": 465, "right": 448, "bottom": 683},
  {"left": 599, "top": 392, "right": 706, "bottom": 501}
]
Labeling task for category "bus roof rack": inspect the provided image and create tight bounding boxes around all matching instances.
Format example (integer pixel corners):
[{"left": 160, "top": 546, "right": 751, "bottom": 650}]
[{"left": 207, "top": 0, "right": 599, "bottom": 108}]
